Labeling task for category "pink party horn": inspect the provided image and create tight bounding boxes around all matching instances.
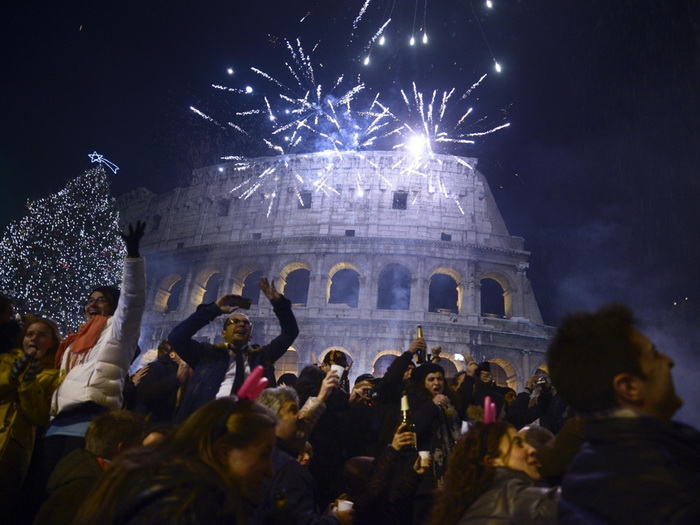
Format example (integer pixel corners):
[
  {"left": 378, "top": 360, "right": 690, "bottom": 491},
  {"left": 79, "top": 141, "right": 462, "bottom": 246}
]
[
  {"left": 237, "top": 365, "right": 269, "bottom": 401},
  {"left": 483, "top": 395, "right": 495, "bottom": 424}
]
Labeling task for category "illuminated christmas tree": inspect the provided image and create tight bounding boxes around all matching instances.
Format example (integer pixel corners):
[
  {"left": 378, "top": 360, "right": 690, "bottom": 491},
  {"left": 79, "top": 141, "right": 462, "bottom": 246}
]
[{"left": 0, "top": 164, "right": 125, "bottom": 333}]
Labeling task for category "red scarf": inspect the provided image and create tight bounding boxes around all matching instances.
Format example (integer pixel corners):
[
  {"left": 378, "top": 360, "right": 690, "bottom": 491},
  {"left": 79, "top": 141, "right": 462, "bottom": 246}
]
[{"left": 54, "top": 315, "right": 109, "bottom": 368}]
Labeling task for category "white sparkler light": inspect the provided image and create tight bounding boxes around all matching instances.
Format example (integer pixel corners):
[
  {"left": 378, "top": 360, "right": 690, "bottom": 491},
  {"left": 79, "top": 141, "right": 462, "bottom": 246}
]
[
  {"left": 486, "top": 0, "right": 493, "bottom": 8},
  {"left": 407, "top": 135, "right": 428, "bottom": 156},
  {"left": 227, "top": 68, "right": 234, "bottom": 75},
  {"left": 422, "top": 33, "right": 428, "bottom": 44},
  {"left": 245, "top": 86, "right": 253, "bottom": 93},
  {"left": 410, "top": 36, "right": 416, "bottom": 46},
  {"left": 218, "top": 167, "right": 224, "bottom": 172},
  {"left": 364, "top": 56, "right": 370, "bottom": 66},
  {"left": 379, "top": 35, "right": 385, "bottom": 45},
  {"left": 494, "top": 61, "right": 502, "bottom": 73}
]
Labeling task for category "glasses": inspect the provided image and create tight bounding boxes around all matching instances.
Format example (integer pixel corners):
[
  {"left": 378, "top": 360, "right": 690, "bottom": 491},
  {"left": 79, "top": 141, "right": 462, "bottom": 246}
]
[
  {"left": 85, "top": 297, "right": 109, "bottom": 306},
  {"left": 224, "top": 318, "right": 252, "bottom": 329}
]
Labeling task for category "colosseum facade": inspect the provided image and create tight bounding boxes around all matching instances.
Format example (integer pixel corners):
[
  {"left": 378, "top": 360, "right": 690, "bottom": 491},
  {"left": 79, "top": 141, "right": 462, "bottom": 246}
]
[{"left": 118, "top": 150, "right": 553, "bottom": 391}]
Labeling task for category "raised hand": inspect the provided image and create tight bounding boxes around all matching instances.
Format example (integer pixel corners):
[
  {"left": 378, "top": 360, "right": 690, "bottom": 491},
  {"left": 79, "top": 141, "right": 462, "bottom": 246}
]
[
  {"left": 120, "top": 221, "right": 146, "bottom": 258},
  {"left": 258, "top": 277, "right": 282, "bottom": 302}
]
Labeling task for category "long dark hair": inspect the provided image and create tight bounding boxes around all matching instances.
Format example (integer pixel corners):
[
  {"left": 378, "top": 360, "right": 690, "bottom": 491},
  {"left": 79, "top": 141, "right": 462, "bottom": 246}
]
[
  {"left": 74, "top": 398, "right": 277, "bottom": 525},
  {"left": 428, "top": 421, "right": 513, "bottom": 525}
]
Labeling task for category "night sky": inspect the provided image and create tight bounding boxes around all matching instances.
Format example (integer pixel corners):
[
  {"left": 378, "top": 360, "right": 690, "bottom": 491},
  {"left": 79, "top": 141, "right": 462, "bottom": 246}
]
[{"left": 3, "top": 1, "right": 699, "bottom": 422}]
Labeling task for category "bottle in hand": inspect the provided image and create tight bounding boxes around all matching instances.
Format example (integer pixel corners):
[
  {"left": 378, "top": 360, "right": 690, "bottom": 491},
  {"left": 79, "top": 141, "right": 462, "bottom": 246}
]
[{"left": 400, "top": 392, "right": 417, "bottom": 450}]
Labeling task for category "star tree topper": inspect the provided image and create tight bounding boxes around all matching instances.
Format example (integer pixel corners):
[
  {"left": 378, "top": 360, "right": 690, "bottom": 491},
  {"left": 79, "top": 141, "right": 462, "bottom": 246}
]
[{"left": 89, "top": 151, "right": 119, "bottom": 174}]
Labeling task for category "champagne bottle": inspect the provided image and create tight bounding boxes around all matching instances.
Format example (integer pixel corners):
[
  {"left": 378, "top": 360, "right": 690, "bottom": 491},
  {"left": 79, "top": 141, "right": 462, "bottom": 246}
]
[
  {"left": 400, "top": 392, "right": 418, "bottom": 450},
  {"left": 416, "top": 325, "right": 426, "bottom": 364}
]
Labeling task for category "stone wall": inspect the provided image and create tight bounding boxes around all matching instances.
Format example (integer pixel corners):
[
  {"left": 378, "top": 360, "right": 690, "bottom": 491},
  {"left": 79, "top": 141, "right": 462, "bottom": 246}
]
[{"left": 118, "top": 151, "right": 553, "bottom": 390}]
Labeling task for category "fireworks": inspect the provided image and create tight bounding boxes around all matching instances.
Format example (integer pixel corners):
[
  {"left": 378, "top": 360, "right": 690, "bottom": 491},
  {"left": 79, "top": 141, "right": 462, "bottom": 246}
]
[{"left": 191, "top": 1, "right": 509, "bottom": 214}]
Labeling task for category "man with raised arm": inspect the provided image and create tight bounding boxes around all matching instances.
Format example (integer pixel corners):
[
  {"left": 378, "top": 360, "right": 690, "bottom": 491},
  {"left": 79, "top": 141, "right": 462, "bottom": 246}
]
[{"left": 169, "top": 278, "right": 298, "bottom": 424}]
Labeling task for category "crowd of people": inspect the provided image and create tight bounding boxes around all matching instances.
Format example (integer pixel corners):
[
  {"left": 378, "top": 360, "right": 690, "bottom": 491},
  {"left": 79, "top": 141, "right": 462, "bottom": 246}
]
[{"left": 0, "top": 223, "right": 698, "bottom": 524}]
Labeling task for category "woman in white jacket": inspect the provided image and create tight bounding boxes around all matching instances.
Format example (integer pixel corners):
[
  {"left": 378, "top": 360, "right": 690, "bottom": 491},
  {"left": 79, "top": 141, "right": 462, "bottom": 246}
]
[{"left": 43, "top": 221, "right": 146, "bottom": 473}]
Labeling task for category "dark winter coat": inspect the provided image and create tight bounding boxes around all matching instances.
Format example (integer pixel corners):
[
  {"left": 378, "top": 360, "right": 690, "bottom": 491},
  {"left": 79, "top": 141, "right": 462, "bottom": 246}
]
[
  {"left": 559, "top": 412, "right": 700, "bottom": 525},
  {"left": 33, "top": 448, "right": 104, "bottom": 525},
  {"left": 252, "top": 437, "right": 339, "bottom": 525},
  {"left": 131, "top": 353, "right": 180, "bottom": 423},
  {"left": 169, "top": 297, "right": 298, "bottom": 424}
]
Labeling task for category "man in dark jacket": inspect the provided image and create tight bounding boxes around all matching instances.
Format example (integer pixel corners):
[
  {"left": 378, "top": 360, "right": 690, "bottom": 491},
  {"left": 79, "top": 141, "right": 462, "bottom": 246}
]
[
  {"left": 169, "top": 278, "right": 298, "bottom": 424},
  {"left": 254, "top": 386, "right": 352, "bottom": 525},
  {"left": 548, "top": 303, "right": 699, "bottom": 524}
]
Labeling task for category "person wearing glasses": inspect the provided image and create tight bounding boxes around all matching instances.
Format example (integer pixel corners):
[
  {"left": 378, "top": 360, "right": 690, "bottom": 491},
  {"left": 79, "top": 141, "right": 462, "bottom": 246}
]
[
  {"left": 168, "top": 278, "right": 299, "bottom": 424},
  {"left": 42, "top": 222, "right": 146, "bottom": 474}
]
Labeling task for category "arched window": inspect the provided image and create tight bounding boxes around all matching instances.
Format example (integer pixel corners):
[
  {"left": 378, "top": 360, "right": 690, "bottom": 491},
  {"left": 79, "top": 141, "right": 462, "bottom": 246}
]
[
  {"left": 275, "top": 348, "right": 299, "bottom": 380},
  {"left": 329, "top": 269, "right": 360, "bottom": 308},
  {"left": 377, "top": 264, "right": 411, "bottom": 310},
  {"left": 490, "top": 362, "right": 508, "bottom": 387},
  {"left": 201, "top": 272, "right": 221, "bottom": 305},
  {"left": 372, "top": 354, "right": 400, "bottom": 377},
  {"left": 428, "top": 274, "right": 458, "bottom": 313},
  {"left": 285, "top": 269, "right": 310, "bottom": 306},
  {"left": 242, "top": 270, "right": 264, "bottom": 305},
  {"left": 436, "top": 358, "right": 458, "bottom": 379},
  {"left": 481, "top": 278, "right": 505, "bottom": 317},
  {"left": 165, "top": 279, "right": 184, "bottom": 313}
]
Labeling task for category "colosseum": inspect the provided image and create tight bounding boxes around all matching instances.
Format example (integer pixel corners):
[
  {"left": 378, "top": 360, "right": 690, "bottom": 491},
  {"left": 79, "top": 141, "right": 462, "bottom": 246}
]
[{"left": 118, "top": 150, "right": 553, "bottom": 390}]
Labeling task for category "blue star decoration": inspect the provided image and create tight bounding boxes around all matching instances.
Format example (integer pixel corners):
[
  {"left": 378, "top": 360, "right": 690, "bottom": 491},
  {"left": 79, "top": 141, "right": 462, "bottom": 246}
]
[{"left": 88, "top": 151, "right": 120, "bottom": 174}]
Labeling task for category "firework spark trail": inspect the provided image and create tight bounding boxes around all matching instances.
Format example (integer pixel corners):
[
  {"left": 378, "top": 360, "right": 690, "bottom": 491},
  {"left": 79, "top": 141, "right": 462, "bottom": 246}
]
[
  {"left": 213, "top": 84, "right": 247, "bottom": 93},
  {"left": 190, "top": 106, "right": 223, "bottom": 127},
  {"left": 201, "top": 3, "right": 508, "bottom": 217},
  {"left": 352, "top": 0, "right": 373, "bottom": 37}
]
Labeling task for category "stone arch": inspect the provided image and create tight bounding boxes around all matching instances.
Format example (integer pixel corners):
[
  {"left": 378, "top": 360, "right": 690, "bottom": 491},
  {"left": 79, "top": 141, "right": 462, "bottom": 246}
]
[
  {"left": 190, "top": 267, "right": 221, "bottom": 308},
  {"left": 279, "top": 261, "right": 312, "bottom": 306},
  {"left": 436, "top": 358, "right": 459, "bottom": 379},
  {"left": 376, "top": 263, "right": 411, "bottom": 310},
  {"left": 371, "top": 349, "right": 402, "bottom": 376},
  {"left": 233, "top": 267, "right": 264, "bottom": 305},
  {"left": 327, "top": 262, "right": 361, "bottom": 308},
  {"left": 274, "top": 347, "right": 299, "bottom": 380},
  {"left": 480, "top": 271, "right": 513, "bottom": 318},
  {"left": 427, "top": 266, "right": 463, "bottom": 314},
  {"left": 487, "top": 357, "right": 518, "bottom": 390},
  {"left": 231, "top": 266, "right": 262, "bottom": 294},
  {"left": 154, "top": 274, "right": 183, "bottom": 313}
]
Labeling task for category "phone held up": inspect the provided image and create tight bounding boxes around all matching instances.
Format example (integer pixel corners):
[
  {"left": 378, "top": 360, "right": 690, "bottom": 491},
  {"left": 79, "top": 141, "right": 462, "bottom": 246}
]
[{"left": 221, "top": 295, "right": 252, "bottom": 310}]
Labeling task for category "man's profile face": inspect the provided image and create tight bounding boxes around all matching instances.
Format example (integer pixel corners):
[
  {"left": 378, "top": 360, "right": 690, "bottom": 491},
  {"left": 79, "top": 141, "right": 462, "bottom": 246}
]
[
  {"left": 631, "top": 329, "right": 682, "bottom": 421},
  {"left": 222, "top": 313, "right": 252, "bottom": 346}
]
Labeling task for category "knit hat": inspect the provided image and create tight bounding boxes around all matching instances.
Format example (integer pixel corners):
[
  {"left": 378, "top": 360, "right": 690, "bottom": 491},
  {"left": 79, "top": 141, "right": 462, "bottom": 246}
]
[
  {"left": 412, "top": 362, "right": 445, "bottom": 385},
  {"left": 354, "top": 373, "right": 379, "bottom": 389},
  {"left": 477, "top": 361, "right": 492, "bottom": 374}
]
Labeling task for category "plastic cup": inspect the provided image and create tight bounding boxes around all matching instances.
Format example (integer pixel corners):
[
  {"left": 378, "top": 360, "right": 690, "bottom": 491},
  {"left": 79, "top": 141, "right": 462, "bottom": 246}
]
[
  {"left": 330, "top": 364, "right": 344, "bottom": 377},
  {"left": 418, "top": 450, "right": 430, "bottom": 467},
  {"left": 337, "top": 500, "right": 354, "bottom": 512}
]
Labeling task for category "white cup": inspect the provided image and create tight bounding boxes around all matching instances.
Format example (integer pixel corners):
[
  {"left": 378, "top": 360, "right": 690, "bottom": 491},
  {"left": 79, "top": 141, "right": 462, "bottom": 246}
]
[
  {"left": 337, "top": 499, "right": 354, "bottom": 512},
  {"left": 418, "top": 450, "right": 431, "bottom": 467},
  {"left": 330, "top": 364, "right": 344, "bottom": 377}
]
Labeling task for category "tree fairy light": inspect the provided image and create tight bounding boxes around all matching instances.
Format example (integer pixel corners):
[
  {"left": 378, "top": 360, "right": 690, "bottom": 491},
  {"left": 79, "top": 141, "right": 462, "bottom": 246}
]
[{"left": 0, "top": 165, "right": 125, "bottom": 333}]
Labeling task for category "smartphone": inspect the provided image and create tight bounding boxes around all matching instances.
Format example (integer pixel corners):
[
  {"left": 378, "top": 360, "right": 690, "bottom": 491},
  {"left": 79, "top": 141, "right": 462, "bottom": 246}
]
[{"left": 222, "top": 295, "right": 252, "bottom": 309}]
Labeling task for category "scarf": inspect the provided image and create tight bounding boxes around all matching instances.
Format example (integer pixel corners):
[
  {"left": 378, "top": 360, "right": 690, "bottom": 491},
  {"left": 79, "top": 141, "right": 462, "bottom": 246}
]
[{"left": 54, "top": 315, "right": 109, "bottom": 368}]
